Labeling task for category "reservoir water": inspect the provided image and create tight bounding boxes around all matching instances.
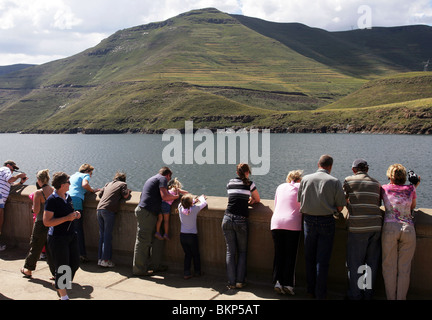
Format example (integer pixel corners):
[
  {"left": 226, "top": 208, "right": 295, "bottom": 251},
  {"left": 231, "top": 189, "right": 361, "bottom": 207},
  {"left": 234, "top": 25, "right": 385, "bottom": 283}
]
[{"left": 1, "top": 133, "right": 431, "bottom": 208}]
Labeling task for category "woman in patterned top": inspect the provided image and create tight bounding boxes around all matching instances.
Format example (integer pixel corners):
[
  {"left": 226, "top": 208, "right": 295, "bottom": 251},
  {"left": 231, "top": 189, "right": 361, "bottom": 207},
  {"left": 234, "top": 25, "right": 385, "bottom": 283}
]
[{"left": 381, "top": 163, "right": 420, "bottom": 300}]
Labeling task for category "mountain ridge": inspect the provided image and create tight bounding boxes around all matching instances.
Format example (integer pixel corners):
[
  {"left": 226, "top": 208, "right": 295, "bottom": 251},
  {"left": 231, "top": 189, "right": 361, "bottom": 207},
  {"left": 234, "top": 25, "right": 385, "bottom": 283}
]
[{"left": 0, "top": 7, "right": 431, "bottom": 134}]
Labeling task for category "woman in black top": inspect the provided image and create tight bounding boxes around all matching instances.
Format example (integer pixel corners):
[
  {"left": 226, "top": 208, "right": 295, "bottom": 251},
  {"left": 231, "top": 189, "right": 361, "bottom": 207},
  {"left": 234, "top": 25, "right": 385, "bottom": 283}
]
[
  {"left": 221, "top": 163, "right": 260, "bottom": 289},
  {"left": 43, "top": 172, "right": 81, "bottom": 300}
]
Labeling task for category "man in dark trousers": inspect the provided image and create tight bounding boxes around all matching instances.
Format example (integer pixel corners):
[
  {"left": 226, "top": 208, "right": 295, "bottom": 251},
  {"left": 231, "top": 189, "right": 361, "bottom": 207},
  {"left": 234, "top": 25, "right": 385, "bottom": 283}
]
[
  {"left": 343, "top": 158, "right": 382, "bottom": 300},
  {"left": 297, "top": 155, "right": 346, "bottom": 299},
  {"left": 132, "top": 167, "right": 179, "bottom": 276}
]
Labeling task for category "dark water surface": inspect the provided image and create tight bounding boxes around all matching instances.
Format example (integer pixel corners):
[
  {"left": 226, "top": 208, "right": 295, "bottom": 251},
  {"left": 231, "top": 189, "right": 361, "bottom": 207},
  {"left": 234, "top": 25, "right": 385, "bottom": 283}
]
[{"left": 1, "top": 133, "right": 430, "bottom": 208}]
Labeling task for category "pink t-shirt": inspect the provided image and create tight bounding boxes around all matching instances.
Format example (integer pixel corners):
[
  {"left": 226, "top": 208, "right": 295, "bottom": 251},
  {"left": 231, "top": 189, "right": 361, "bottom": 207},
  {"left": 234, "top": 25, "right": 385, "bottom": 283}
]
[
  {"left": 164, "top": 189, "right": 178, "bottom": 205},
  {"left": 271, "top": 182, "right": 302, "bottom": 231},
  {"left": 381, "top": 184, "right": 417, "bottom": 225}
]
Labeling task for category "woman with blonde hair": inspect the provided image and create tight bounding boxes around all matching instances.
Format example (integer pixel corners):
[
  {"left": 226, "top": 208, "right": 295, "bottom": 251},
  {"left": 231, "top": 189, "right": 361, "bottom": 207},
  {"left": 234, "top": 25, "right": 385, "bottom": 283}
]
[
  {"left": 21, "top": 169, "right": 55, "bottom": 278},
  {"left": 381, "top": 163, "right": 420, "bottom": 300},
  {"left": 222, "top": 163, "right": 260, "bottom": 289},
  {"left": 271, "top": 169, "right": 303, "bottom": 295}
]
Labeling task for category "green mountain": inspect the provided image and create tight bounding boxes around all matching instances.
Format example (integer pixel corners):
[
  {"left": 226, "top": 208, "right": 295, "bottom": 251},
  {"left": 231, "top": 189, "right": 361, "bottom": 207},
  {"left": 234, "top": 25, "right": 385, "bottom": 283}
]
[
  {"left": 0, "top": 8, "right": 431, "bottom": 134},
  {"left": 0, "top": 64, "right": 35, "bottom": 76}
]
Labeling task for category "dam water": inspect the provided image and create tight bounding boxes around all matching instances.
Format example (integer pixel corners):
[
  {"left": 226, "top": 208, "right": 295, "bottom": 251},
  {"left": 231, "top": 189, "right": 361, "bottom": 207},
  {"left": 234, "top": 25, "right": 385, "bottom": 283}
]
[{"left": 1, "top": 133, "right": 430, "bottom": 208}]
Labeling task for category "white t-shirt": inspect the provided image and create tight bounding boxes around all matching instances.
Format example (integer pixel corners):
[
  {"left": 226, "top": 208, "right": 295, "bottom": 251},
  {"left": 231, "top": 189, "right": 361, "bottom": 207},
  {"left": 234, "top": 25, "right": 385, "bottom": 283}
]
[
  {"left": 178, "top": 195, "right": 207, "bottom": 234},
  {"left": 0, "top": 166, "right": 13, "bottom": 199}
]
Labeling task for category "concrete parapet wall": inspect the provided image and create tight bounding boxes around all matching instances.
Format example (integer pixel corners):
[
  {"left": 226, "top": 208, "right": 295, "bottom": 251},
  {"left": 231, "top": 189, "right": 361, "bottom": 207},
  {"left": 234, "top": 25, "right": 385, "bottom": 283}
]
[{"left": 3, "top": 185, "right": 432, "bottom": 298}]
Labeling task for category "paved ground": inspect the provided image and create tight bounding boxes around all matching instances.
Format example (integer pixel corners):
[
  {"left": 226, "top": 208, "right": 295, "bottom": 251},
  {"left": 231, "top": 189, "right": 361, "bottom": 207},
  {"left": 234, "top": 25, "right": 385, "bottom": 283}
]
[{"left": 0, "top": 246, "right": 347, "bottom": 301}]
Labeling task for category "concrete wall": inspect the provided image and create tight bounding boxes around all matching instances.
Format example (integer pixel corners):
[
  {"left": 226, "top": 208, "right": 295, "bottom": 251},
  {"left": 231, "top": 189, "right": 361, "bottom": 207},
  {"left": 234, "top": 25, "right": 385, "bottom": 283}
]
[{"left": 3, "top": 184, "right": 432, "bottom": 298}]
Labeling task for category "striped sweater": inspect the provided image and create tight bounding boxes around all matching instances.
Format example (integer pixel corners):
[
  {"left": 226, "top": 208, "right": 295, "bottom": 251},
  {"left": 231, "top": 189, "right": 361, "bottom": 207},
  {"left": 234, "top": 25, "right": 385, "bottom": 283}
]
[
  {"left": 225, "top": 177, "right": 257, "bottom": 218},
  {"left": 343, "top": 172, "right": 383, "bottom": 233}
]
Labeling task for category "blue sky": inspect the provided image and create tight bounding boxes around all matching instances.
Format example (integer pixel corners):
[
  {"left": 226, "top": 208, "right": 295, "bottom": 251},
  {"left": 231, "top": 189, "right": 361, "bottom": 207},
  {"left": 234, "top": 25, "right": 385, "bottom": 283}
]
[{"left": 1, "top": 0, "right": 432, "bottom": 66}]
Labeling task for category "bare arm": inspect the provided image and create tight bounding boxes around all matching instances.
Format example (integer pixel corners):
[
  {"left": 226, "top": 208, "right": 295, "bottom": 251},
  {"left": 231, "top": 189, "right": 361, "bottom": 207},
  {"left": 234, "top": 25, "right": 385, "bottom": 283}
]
[
  {"left": 8, "top": 173, "right": 27, "bottom": 185},
  {"left": 43, "top": 210, "right": 80, "bottom": 227},
  {"left": 82, "top": 178, "right": 99, "bottom": 193},
  {"left": 249, "top": 189, "right": 261, "bottom": 204},
  {"left": 160, "top": 187, "right": 178, "bottom": 201},
  {"left": 33, "top": 191, "right": 42, "bottom": 215},
  {"left": 123, "top": 189, "right": 132, "bottom": 199}
]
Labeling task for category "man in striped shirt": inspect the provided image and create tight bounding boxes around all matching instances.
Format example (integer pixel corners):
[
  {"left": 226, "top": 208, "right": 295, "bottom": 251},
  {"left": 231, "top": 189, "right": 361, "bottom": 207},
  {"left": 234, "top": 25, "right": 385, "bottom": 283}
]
[
  {"left": 343, "top": 158, "right": 382, "bottom": 300},
  {"left": 0, "top": 160, "right": 28, "bottom": 251}
]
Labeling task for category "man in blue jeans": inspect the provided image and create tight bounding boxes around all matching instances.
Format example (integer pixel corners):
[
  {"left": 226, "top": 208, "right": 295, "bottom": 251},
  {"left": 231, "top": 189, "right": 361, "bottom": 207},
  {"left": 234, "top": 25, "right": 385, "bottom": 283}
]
[{"left": 297, "top": 155, "right": 346, "bottom": 299}]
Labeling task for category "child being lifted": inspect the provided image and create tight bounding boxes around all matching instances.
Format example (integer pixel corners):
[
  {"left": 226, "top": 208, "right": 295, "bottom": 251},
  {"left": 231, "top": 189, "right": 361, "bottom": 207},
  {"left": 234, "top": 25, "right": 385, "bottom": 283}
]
[{"left": 155, "top": 177, "right": 187, "bottom": 240}]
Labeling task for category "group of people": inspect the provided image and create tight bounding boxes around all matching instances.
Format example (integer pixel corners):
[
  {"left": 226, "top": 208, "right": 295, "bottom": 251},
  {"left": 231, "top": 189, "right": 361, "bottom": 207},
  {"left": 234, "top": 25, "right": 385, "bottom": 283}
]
[
  {"left": 0, "top": 155, "right": 421, "bottom": 300},
  {"left": 270, "top": 155, "right": 420, "bottom": 300},
  {"left": 0, "top": 161, "right": 130, "bottom": 300}
]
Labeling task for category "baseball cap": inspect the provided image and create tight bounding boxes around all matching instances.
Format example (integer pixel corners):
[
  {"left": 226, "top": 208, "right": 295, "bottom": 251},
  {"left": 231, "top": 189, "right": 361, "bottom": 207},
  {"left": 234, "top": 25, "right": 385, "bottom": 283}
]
[
  {"left": 4, "top": 160, "right": 19, "bottom": 170},
  {"left": 352, "top": 158, "right": 368, "bottom": 169}
]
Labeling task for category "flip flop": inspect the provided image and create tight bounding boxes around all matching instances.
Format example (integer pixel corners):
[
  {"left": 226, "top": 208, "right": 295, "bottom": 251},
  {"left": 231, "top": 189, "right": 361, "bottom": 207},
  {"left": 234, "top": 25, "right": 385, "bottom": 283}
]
[{"left": 20, "top": 268, "right": 32, "bottom": 278}]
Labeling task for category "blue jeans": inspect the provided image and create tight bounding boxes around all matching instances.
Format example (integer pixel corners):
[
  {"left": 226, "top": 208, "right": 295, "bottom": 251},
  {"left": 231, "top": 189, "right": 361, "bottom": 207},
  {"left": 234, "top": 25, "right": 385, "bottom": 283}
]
[
  {"left": 303, "top": 214, "right": 335, "bottom": 299},
  {"left": 221, "top": 214, "right": 248, "bottom": 286},
  {"left": 71, "top": 197, "right": 86, "bottom": 257},
  {"left": 346, "top": 231, "right": 381, "bottom": 300},
  {"left": 97, "top": 209, "right": 116, "bottom": 261}
]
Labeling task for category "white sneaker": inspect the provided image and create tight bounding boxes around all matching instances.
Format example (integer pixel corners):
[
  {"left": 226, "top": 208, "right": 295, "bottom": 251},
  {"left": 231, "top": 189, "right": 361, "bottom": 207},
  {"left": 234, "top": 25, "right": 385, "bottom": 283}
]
[
  {"left": 100, "top": 260, "right": 115, "bottom": 268},
  {"left": 274, "top": 281, "right": 285, "bottom": 294},
  {"left": 283, "top": 286, "right": 295, "bottom": 296}
]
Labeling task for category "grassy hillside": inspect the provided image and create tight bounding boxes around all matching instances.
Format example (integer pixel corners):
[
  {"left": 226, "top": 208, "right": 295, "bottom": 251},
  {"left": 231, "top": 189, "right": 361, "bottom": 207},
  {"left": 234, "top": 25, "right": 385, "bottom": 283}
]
[
  {"left": 21, "top": 80, "right": 432, "bottom": 135},
  {"left": 234, "top": 15, "right": 432, "bottom": 78},
  {"left": 22, "top": 81, "right": 277, "bottom": 133},
  {"left": 324, "top": 72, "right": 432, "bottom": 109},
  {"left": 0, "top": 8, "right": 431, "bottom": 134}
]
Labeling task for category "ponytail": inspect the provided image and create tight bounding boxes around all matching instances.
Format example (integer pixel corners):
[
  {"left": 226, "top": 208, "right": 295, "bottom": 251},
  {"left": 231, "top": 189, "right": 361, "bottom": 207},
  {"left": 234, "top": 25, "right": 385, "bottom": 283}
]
[{"left": 237, "top": 163, "right": 251, "bottom": 186}]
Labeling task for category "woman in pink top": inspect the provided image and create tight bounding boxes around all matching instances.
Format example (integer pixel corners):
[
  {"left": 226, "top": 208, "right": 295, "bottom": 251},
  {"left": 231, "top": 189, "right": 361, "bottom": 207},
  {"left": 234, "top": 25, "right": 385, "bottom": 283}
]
[
  {"left": 381, "top": 163, "right": 420, "bottom": 300},
  {"left": 271, "top": 169, "right": 303, "bottom": 295}
]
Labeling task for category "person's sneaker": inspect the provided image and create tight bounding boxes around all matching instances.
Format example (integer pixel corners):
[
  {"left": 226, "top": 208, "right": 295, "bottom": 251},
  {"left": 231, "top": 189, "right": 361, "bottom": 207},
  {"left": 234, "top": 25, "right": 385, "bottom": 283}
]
[
  {"left": 235, "top": 282, "right": 246, "bottom": 289},
  {"left": 163, "top": 233, "right": 170, "bottom": 240},
  {"left": 100, "top": 260, "right": 115, "bottom": 268},
  {"left": 226, "top": 284, "right": 236, "bottom": 290},
  {"left": 283, "top": 286, "right": 295, "bottom": 296},
  {"left": 274, "top": 281, "right": 285, "bottom": 295}
]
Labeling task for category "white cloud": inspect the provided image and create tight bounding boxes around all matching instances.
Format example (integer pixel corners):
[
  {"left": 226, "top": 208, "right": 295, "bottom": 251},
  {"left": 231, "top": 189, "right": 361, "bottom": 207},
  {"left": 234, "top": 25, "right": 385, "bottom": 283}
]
[
  {"left": 0, "top": 0, "right": 431, "bottom": 65},
  {"left": 238, "top": 0, "right": 432, "bottom": 30}
]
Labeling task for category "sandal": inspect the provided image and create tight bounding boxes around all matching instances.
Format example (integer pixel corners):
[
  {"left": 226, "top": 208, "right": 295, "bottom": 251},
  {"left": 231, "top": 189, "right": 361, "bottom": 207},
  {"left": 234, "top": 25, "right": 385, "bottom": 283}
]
[
  {"left": 154, "top": 232, "right": 164, "bottom": 240},
  {"left": 20, "top": 268, "right": 32, "bottom": 278}
]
